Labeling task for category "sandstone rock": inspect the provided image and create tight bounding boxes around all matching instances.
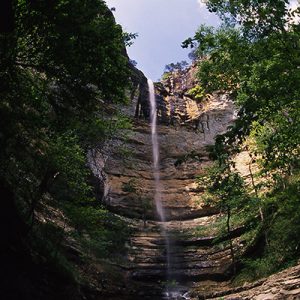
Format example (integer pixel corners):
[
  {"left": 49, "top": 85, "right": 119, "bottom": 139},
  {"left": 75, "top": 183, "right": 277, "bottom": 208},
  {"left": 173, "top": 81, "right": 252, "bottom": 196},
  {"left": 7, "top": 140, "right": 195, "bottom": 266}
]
[
  {"left": 89, "top": 63, "right": 241, "bottom": 298},
  {"left": 205, "top": 263, "right": 300, "bottom": 300}
]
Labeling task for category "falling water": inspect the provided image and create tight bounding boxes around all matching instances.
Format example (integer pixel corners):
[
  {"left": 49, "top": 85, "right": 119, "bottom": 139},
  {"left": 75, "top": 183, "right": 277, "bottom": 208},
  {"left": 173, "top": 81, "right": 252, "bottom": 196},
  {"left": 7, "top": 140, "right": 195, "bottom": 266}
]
[
  {"left": 148, "top": 79, "right": 165, "bottom": 222},
  {"left": 148, "top": 79, "right": 171, "bottom": 292},
  {"left": 148, "top": 79, "right": 190, "bottom": 300},
  {"left": 148, "top": 78, "right": 171, "bottom": 265}
]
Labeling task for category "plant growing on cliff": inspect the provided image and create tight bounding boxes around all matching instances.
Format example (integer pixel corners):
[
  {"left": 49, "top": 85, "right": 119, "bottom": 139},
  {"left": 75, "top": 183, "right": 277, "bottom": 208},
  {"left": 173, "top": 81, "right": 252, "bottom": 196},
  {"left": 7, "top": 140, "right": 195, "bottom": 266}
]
[
  {"left": 164, "top": 60, "right": 189, "bottom": 73},
  {"left": 123, "top": 32, "right": 138, "bottom": 47},
  {"left": 122, "top": 179, "right": 138, "bottom": 193},
  {"left": 161, "top": 72, "right": 172, "bottom": 81},
  {"left": 65, "top": 202, "right": 130, "bottom": 257},
  {"left": 187, "top": 85, "right": 206, "bottom": 101}
]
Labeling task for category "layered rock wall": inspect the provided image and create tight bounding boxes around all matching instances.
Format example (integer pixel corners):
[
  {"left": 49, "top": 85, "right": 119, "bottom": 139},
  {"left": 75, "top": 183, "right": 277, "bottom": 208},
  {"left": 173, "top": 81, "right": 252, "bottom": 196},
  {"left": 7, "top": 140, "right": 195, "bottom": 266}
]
[
  {"left": 100, "top": 64, "right": 236, "bottom": 221},
  {"left": 90, "top": 63, "right": 238, "bottom": 298}
]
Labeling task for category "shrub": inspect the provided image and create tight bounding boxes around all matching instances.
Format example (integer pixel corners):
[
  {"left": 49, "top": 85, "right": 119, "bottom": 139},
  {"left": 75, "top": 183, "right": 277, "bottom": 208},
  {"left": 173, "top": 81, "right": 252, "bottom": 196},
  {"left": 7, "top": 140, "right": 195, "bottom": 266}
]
[{"left": 187, "top": 85, "right": 205, "bottom": 101}]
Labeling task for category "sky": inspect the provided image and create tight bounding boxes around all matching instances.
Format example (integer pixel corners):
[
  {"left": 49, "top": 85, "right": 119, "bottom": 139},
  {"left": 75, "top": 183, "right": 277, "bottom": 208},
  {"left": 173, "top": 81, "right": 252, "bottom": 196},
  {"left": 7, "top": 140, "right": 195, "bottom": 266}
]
[{"left": 104, "top": 0, "right": 220, "bottom": 80}]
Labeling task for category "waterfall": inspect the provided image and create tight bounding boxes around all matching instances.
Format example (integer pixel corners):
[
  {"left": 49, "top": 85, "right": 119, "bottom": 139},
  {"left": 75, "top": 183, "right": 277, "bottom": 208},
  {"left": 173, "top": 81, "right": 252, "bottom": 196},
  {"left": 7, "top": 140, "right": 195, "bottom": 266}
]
[
  {"left": 148, "top": 79, "right": 190, "bottom": 300},
  {"left": 148, "top": 79, "right": 165, "bottom": 222},
  {"left": 148, "top": 78, "right": 171, "bottom": 273}
]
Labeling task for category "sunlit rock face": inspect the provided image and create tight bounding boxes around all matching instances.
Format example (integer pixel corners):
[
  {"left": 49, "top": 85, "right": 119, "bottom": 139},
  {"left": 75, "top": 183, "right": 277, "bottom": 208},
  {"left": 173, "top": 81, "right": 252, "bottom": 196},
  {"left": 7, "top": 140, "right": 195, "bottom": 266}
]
[
  {"left": 101, "top": 63, "right": 237, "bottom": 221},
  {"left": 204, "top": 263, "right": 300, "bottom": 300},
  {"left": 156, "top": 63, "right": 237, "bottom": 137},
  {"left": 90, "top": 64, "right": 238, "bottom": 298}
]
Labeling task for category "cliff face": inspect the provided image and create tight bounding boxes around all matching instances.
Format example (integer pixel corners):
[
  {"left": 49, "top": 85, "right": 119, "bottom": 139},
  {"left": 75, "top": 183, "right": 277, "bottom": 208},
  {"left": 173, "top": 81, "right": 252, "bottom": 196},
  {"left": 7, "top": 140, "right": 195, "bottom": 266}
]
[
  {"left": 88, "top": 64, "right": 300, "bottom": 300},
  {"left": 94, "top": 63, "right": 237, "bottom": 221},
  {"left": 156, "top": 63, "right": 236, "bottom": 135},
  {"left": 88, "top": 64, "right": 240, "bottom": 298}
]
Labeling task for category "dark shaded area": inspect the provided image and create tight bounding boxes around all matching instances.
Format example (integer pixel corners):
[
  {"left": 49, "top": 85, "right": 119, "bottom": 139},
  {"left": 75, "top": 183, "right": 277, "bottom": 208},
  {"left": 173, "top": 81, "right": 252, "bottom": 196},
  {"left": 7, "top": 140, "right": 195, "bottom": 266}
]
[
  {"left": 129, "top": 63, "right": 150, "bottom": 119},
  {"left": 0, "top": 179, "right": 26, "bottom": 250},
  {"left": 0, "top": 0, "right": 14, "bottom": 33},
  {"left": 0, "top": 179, "right": 82, "bottom": 300}
]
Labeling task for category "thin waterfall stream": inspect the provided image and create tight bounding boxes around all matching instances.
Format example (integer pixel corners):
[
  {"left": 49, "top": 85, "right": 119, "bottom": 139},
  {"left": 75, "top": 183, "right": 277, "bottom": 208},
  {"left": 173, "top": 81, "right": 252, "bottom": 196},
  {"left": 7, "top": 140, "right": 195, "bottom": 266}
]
[
  {"left": 148, "top": 79, "right": 170, "bottom": 270},
  {"left": 148, "top": 79, "right": 165, "bottom": 223},
  {"left": 148, "top": 79, "right": 190, "bottom": 300}
]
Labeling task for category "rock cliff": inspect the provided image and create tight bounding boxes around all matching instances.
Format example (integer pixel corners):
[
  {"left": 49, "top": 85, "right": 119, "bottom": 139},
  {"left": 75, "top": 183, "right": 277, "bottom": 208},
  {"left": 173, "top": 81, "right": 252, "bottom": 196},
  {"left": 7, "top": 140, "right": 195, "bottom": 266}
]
[
  {"left": 205, "top": 263, "right": 300, "bottom": 300},
  {"left": 89, "top": 62, "right": 300, "bottom": 299},
  {"left": 94, "top": 63, "right": 237, "bottom": 221},
  {"left": 88, "top": 63, "right": 242, "bottom": 298}
]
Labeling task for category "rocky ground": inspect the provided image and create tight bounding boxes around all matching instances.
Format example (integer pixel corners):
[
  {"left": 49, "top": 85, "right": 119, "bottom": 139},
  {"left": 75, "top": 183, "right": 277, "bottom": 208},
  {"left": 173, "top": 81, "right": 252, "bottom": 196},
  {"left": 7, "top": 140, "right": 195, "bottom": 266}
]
[{"left": 204, "top": 263, "right": 300, "bottom": 300}]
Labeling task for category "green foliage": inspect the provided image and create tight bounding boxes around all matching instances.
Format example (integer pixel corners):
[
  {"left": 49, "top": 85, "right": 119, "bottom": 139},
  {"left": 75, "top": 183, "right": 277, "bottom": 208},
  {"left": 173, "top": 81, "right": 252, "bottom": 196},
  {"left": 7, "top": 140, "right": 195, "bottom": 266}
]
[
  {"left": 115, "top": 144, "right": 134, "bottom": 160},
  {"left": 122, "top": 179, "right": 137, "bottom": 193},
  {"left": 234, "top": 256, "right": 280, "bottom": 284},
  {"left": 30, "top": 221, "right": 79, "bottom": 283},
  {"left": 182, "top": 24, "right": 215, "bottom": 59},
  {"left": 160, "top": 60, "right": 189, "bottom": 82},
  {"left": 198, "top": 160, "right": 255, "bottom": 274},
  {"left": 0, "top": 0, "right": 133, "bottom": 288},
  {"left": 189, "top": 0, "right": 300, "bottom": 282},
  {"left": 204, "top": 0, "right": 293, "bottom": 38},
  {"left": 161, "top": 72, "right": 172, "bottom": 81},
  {"left": 13, "top": 0, "right": 130, "bottom": 101},
  {"left": 186, "top": 84, "right": 206, "bottom": 101},
  {"left": 194, "top": 215, "right": 226, "bottom": 237},
  {"left": 164, "top": 60, "right": 189, "bottom": 73},
  {"left": 0, "top": 0, "right": 131, "bottom": 220},
  {"left": 48, "top": 132, "right": 92, "bottom": 197},
  {"left": 183, "top": 3, "right": 300, "bottom": 163},
  {"left": 123, "top": 32, "right": 138, "bottom": 47},
  {"left": 64, "top": 202, "right": 130, "bottom": 258},
  {"left": 264, "top": 175, "right": 300, "bottom": 257},
  {"left": 140, "top": 196, "right": 153, "bottom": 212},
  {"left": 198, "top": 163, "right": 249, "bottom": 212}
]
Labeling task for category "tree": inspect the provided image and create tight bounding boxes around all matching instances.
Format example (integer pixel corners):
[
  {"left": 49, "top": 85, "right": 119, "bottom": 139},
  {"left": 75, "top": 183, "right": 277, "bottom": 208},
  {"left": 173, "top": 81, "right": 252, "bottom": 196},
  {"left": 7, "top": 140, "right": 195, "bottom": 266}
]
[
  {"left": 199, "top": 160, "right": 251, "bottom": 274},
  {"left": 205, "top": 0, "right": 291, "bottom": 37},
  {"left": 123, "top": 32, "right": 138, "bottom": 47},
  {"left": 182, "top": 1, "right": 300, "bottom": 179},
  {"left": 164, "top": 60, "right": 189, "bottom": 73},
  {"left": 0, "top": 1, "right": 135, "bottom": 296},
  {"left": 186, "top": 0, "right": 300, "bottom": 280},
  {"left": 0, "top": 0, "right": 131, "bottom": 225}
]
